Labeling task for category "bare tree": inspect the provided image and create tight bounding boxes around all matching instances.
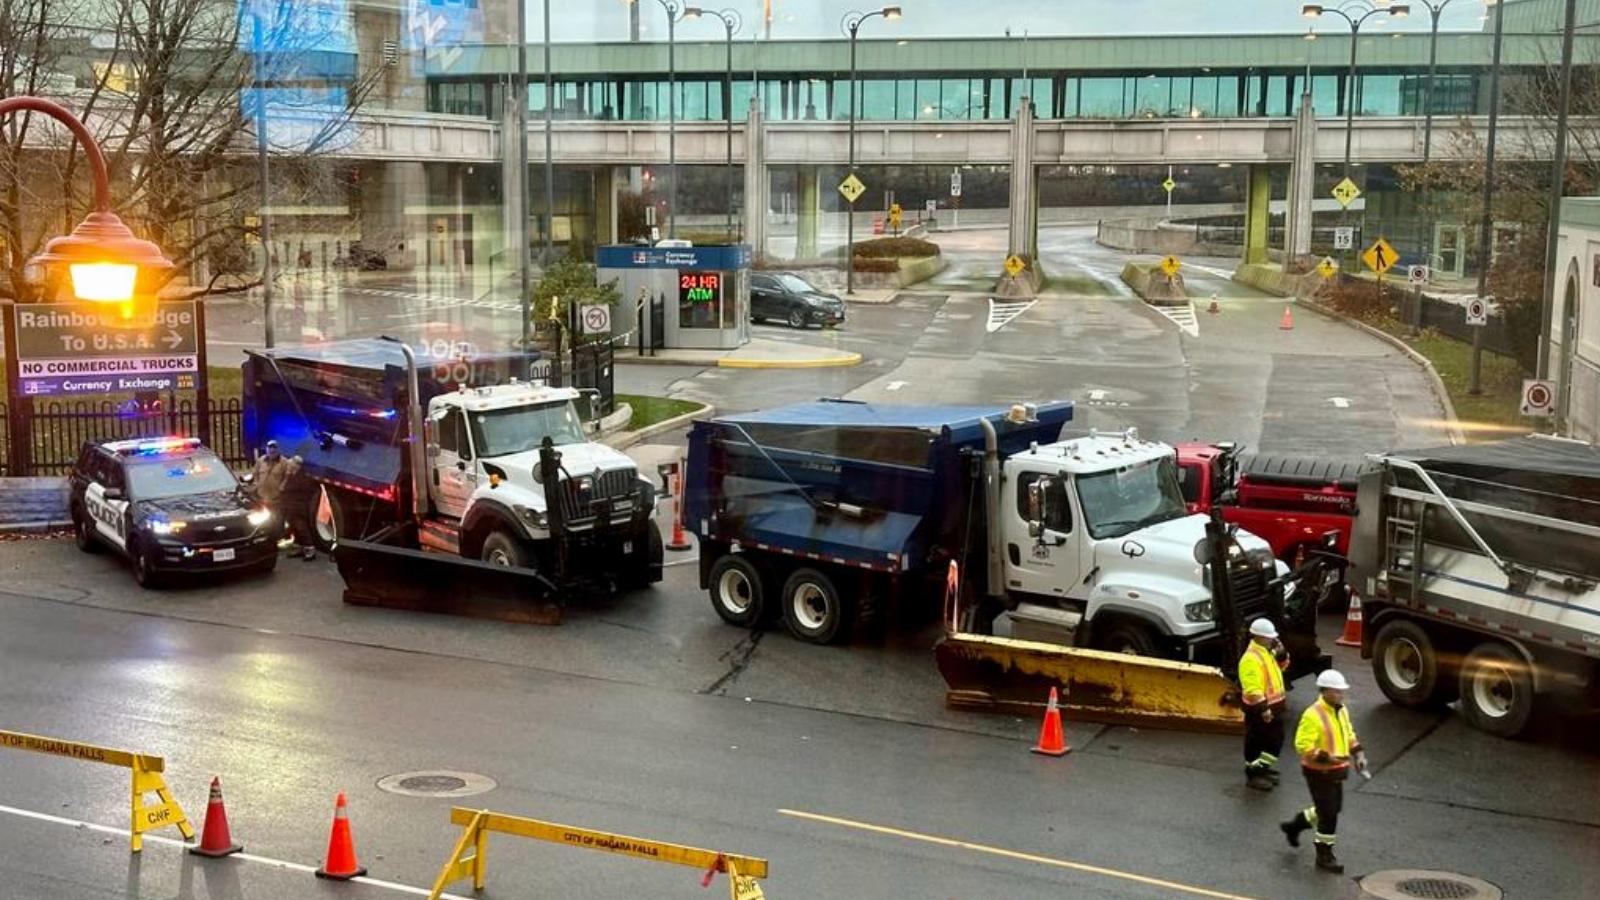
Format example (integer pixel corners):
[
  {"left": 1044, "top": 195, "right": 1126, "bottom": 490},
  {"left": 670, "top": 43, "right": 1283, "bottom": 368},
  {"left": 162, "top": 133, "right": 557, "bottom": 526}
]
[{"left": 0, "top": 0, "right": 387, "bottom": 300}]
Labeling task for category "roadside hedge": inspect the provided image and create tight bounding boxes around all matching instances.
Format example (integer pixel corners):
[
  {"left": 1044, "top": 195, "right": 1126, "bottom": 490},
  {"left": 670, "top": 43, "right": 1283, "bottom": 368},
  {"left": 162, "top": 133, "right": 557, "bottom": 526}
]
[{"left": 851, "top": 237, "right": 941, "bottom": 259}]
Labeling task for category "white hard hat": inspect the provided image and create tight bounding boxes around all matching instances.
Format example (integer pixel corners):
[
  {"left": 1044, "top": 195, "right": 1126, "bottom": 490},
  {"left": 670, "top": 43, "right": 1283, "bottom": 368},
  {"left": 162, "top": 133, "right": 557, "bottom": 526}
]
[
  {"left": 1316, "top": 669, "right": 1351, "bottom": 691},
  {"left": 1248, "top": 618, "right": 1278, "bottom": 639}
]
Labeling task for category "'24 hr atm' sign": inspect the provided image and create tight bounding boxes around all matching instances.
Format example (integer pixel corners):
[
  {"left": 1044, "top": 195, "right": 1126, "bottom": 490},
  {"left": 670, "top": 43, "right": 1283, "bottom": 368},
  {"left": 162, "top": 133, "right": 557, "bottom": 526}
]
[{"left": 10, "top": 301, "right": 200, "bottom": 397}]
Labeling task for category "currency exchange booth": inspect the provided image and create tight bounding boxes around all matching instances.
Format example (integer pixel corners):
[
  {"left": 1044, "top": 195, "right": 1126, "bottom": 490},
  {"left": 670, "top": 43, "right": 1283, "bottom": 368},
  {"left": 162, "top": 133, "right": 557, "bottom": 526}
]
[{"left": 596, "top": 244, "right": 751, "bottom": 351}]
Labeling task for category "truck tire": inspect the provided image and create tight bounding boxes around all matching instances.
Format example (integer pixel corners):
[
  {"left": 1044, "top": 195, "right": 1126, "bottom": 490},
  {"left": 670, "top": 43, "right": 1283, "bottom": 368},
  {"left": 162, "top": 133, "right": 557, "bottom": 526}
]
[
  {"left": 622, "top": 521, "right": 664, "bottom": 589},
  {"left": 1092, "top": 618, "right": 1162, "bottom": 657},
  {"left": 1458, "top": 642, "right": 1536, "bottom": 738},
  {"left": 708, "top": 554, "right": 766, "bottom": 627},
  {"left": 1372, "top": 619, "right": 1454, "bottom": 709},
  {"left": 781, "top": 567, "right": 850, "bottom": 645},
  {"left": 480, "top": 529, "right": 531, "bottom": 569}
]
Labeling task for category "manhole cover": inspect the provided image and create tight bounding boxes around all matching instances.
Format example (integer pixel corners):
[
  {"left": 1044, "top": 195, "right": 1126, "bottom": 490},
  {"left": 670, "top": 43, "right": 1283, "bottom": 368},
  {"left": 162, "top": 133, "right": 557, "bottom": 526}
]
[
  {"left": 1361, "top": 870, "right": 1501, "bottom": 900},
  {"left": 376, "top": 770, "right": 496, "bottom": 799}
]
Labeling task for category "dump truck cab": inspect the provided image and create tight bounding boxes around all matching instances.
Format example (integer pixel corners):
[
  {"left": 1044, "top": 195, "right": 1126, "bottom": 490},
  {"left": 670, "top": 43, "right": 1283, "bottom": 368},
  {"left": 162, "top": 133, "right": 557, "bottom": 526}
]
[
  {"left": 1001, "top": 431, "right": 1287, "bottom": 658},
  {"left": 419, "top": 381, "right": 656, "bottom": 565}
]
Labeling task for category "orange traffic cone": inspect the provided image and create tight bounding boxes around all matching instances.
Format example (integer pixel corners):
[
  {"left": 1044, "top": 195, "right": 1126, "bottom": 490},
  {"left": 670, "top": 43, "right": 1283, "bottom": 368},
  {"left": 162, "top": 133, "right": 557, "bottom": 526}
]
[
  {"left": 1336, "top": 591, "right": 1364, "bottom": 648},
  {"left": 188, "top": 776, "right": 243, "bottom": 858},
  {"left": 1031, "top": 687, "right": 1071, "bottom": 757},
  {"left": 1208, "top": 293, "right": 1220, "bottom": 314},
  {"left": 1279, "top": 305, "right": 1294, "bottom": 330},
  {"left": 315, "top": 792, "right": 367, "bottom": 880},
  {"left": 667, "top": 463, "right": 692, "bottom": 551}
]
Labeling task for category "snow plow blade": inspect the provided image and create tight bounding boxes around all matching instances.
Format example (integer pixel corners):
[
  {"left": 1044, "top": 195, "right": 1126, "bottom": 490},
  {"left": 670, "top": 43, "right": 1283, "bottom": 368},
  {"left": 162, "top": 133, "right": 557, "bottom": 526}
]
[
  {"left": 935, "top": 633, "right": 1245, "bottom": 734},
  {"left": 333, "top": 539, "right": 563, "bottom": 625}
]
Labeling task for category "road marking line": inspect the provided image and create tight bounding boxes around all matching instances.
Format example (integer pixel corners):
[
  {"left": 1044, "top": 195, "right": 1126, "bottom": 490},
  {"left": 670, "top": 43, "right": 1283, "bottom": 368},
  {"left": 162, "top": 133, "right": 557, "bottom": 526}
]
[
  {"left": 986, "top": 297, "right": 1037, "bottom": 333},
  {"left": 777, "top": 808, "right": 1257, "bottom": 900},
  {"left": 0, "top": 803, "right": 472, "bottom": 899},
  {"left": 886, "top": 380, "right": 906, "bottom": 391},
  {"left": 1328, "top": 397, "right": 1352, "bottom": 409}
]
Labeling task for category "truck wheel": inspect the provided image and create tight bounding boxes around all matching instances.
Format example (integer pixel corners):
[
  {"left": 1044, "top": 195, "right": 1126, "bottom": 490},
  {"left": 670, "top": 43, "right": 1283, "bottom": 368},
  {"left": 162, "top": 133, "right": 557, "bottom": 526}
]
[
  {"left": 480, "top": 530, "right": 531, "bottom": 569},
  {"left": 623, "top": 521, "right": 665, "bottom": 589},
  {"left": 73, "top": 509, "right": 100, "bottom": 553},
  {"left": 1458, "top": 642, "right": 1536, "bottom": 738},
  {"left": 708, "top": 555, "right": 766, "bottom": 627},
  {"left": 1092, "top": 619, "right": 1162, "bottom": 657},
  {"left": 1372, "top": 619, "right": 1452, "bottom": 709},
  {"left": 782, "top": 567, "right": 850, "bottom": 645}
]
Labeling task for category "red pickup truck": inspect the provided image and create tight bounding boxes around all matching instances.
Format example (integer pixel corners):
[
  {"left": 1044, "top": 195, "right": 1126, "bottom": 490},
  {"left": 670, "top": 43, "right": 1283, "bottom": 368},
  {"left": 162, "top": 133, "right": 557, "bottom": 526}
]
[{"left": 1175, "top": 443, "right": 1369, "bottom": 609}]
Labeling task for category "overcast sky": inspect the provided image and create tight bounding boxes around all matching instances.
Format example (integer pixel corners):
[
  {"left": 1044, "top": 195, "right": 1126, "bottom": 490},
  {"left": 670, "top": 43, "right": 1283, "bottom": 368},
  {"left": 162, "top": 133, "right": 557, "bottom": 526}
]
[{"left": 549, "top": 0, "right": 1494, "bottom": 41}]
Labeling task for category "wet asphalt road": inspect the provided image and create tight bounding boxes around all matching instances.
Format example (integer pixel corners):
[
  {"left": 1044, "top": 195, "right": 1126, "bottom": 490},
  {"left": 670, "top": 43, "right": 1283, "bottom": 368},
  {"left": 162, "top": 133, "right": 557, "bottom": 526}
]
[{"left": 1, "top": 522, "right": 1596, "bottom": 899}]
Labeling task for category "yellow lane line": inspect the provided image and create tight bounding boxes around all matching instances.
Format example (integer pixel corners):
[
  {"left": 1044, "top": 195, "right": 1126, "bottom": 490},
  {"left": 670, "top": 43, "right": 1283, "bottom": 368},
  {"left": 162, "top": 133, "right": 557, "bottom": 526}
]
[{"left": 777, "top": 808, "right": 1259, "bottom": 900}]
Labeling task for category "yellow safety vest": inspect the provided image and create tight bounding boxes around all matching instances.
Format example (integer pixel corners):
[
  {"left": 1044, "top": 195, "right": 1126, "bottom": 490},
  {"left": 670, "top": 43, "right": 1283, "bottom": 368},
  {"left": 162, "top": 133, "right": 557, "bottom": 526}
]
[
  {"left": 1295, "top": 698, "right": 1359, "bottom": 771},
  {"left": 1238, "top": 641, "right": 1287, "bottom": 708}
]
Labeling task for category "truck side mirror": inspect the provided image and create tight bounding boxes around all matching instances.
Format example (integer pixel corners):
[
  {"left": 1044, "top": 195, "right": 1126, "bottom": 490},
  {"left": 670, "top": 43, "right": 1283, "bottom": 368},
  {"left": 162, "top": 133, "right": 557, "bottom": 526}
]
[{"left": 1027, "top": 479, "right": 1051, "bottom": 540}]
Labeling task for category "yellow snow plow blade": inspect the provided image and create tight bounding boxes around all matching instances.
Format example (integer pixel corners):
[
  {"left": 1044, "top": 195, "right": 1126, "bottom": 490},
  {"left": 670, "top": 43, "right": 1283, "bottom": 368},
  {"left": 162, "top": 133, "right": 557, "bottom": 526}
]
[{"left": 935, "top": 633, "right": 1245, "bottom": 734}]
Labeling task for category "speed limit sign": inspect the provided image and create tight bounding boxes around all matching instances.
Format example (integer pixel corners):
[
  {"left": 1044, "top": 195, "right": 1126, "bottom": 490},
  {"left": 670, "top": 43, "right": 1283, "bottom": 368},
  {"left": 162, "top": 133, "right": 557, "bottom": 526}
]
[
  {"left": 580, "top": 304, "right": 612, "bottom": 335},
  {"left": 1520, "top": 379, "right": 1556, "bottom": 417}
]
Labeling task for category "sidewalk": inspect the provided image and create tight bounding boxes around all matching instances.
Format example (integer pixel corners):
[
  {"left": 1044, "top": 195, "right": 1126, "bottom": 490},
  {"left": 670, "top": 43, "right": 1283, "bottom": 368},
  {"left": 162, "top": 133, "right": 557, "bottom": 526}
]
[{"left": 615, "top": 338, "right": 860, "bottom": 369}]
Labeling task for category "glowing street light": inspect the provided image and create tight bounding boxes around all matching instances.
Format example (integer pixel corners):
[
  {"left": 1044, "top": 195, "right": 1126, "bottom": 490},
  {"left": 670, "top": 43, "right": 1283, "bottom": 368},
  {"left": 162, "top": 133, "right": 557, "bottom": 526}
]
[{"left": 6, "top": 97, "right": 174, "bottom": 307}]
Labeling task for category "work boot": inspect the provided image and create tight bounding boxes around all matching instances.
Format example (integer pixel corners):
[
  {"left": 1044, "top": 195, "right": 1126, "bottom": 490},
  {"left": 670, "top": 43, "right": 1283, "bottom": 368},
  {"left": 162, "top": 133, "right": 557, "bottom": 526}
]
[
  {"left": 1265, "top": 768, "right": 1282, "bottom": 784},
  {"left": 1314, "top": 843, "right": 1344, "bottom": 874},
  {"left": 301, "top": 545, "right": 316, "bottom": 561},
  {"left": 1281, "top": 813, "right": 1309, "bottom": 848},
  {"left": 1246, "top": 772, "right": 1274, "bottom": 792}
]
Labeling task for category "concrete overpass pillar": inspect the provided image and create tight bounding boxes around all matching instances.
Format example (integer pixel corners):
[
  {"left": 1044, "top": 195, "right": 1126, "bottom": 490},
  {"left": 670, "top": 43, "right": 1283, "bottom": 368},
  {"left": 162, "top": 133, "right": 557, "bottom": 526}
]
[
  {"left": 1243, "top": 165, "right": 1272, "bottom": 266},
  {"left": 594, "top": 166, "right": 619, "bottom": 246},
  {"left": 499, "top": 95, "right": 528, "bottom": 276},
  {"left": 1283, "top": 89, "right": 1316, "bottom": 266},
  {"left": 742, "top": 98, "right": 768, "bottom": 259},
  {"left": 1008, "top": 96, "right": 1038, "bottom": 260},
  {"left": 796, "top": 167, "right": 820, "bottom": 258}
]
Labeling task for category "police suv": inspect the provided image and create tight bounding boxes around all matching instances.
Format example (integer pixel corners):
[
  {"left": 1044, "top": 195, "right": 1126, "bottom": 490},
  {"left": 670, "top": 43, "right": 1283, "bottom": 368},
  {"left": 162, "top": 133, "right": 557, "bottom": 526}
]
[{"left": 69, "top": 437, "right": 282, "bottom": 587}]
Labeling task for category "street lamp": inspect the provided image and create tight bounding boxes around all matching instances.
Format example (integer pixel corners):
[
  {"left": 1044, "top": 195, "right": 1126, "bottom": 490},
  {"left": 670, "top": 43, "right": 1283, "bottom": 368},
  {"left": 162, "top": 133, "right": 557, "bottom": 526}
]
[
  {"left": 1413, "top": 0, "right": 1456, "bottom": 162},
  {"left": 649, "top": 0, "right": 698, "bottom": 239},
  {"left": 1301, "top": 2, "right": 1410, "bottom": 177},
  {"left": 687, "top": 7, "right": 743, "bottom": 242},
  {"left": 6, "top": 97, "right": 174, "bottom": 307},
  {"left": 841, "top": 6, "right": 902, "bottom": 295},
  {"left": 1471, "top": 0, "right": 1506, "bottom": 394}
]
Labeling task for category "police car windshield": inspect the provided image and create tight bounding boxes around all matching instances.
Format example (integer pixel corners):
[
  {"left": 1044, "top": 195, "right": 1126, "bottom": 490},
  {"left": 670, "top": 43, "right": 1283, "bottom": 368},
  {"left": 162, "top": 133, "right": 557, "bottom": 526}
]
[
  {"left": 469, "top": 401, "right": 587, "bottom": 457},
  {"left": 1076, "top": 457, "right": 1188, "bottom": 539},
  {"left": 127, "top": 454, "right": 237, "bottom": 500}
]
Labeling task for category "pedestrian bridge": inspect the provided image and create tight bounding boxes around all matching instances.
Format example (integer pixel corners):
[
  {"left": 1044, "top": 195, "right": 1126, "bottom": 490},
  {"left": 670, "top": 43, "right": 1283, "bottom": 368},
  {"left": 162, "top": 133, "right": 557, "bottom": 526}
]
[{"left": 342, "top": 108, "right": 1566, "bottom": 166}]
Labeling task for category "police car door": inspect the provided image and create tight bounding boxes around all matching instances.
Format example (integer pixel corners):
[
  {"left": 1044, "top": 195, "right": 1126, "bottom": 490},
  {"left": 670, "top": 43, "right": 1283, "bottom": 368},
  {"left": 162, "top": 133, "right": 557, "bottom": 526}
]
[
  {"left": 1005, "top": 469, "right": 1081, "bottom": 600},
  {"left": 85, "top": 455, "right": 131, "bottom": 551}
]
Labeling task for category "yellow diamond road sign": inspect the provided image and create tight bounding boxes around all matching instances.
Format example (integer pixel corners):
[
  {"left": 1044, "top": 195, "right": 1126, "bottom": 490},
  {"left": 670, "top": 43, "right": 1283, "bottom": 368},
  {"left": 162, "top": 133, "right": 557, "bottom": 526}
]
[
  {"left": 1162, "top": 177, "right": 1176, "bottom": 194},
  {"left": 1331, "top": 177, "right": 1362, "bottom": 208},
  {"left": 1159, "top": 255, "right": 1182, "bottom": 277},
  {"left": 1317, "top": 257, "right": 1339, "bottom": 279},
  {"left": 1362, "top": 237, "right": 1398, "bottom": 274},
  {"left": 838, "top": 173, "right": 866, "bottom": 204},
  {"left": 1004, "top": 254, "right": 1026, "bottom": 278}
]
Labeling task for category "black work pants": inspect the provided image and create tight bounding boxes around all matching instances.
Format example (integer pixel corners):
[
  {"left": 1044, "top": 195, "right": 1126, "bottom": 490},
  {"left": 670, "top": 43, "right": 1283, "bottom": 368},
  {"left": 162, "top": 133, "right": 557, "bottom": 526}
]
[
  {"left": 1243, "top": 704, "right": 1286, "bottom": 768},
  {"left": 283, "top": 493, "right": 314, "bottom": 549},
  {"left": 1301, "top": 769, "right": 1345, "bottom": 844}
]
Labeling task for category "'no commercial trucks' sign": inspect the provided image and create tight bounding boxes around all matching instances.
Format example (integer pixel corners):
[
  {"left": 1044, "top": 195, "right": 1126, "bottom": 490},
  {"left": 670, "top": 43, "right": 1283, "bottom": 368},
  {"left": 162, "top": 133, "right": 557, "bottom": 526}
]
[{"left": 11, "top": 301, "right": 200, "bottom": 397}]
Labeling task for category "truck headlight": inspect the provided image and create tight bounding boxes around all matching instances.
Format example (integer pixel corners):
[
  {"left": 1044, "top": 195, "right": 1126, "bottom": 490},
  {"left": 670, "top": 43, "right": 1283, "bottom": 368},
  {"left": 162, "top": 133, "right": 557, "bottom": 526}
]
[
  {"left": 1184, "top": 600, "right": 1214, "bottom": 622},
  {"left": 516, "top": 505, "right": 548, "bottom": 529},
  {"left": 247, "top": 508, "right": 273, "bottom": 527},
  {"left": 148, "top": 520, "right": 185, "bottom": 535}
]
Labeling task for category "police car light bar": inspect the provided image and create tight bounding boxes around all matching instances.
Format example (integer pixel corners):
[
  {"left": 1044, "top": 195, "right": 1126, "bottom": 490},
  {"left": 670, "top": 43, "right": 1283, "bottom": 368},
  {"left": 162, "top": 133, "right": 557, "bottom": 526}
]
[{"left": 109, "top": 436, "right": 202, "bottom": 456}]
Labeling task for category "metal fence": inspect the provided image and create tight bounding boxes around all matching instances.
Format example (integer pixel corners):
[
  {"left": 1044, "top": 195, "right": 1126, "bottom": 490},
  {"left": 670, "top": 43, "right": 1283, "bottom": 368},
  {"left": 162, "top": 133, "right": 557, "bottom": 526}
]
[{"left": 1, "top": 398, "right": 246, "bottom": 477}]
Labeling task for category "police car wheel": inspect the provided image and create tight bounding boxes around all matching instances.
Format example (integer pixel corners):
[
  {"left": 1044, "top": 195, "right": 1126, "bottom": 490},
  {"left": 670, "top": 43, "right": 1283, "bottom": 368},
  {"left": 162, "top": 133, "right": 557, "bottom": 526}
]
[
  {"left": 73, "top": 511, "right": 100, "bottom": 553},
  {"left": 131, "top": 542, "right": 162, "bottom": 589}
]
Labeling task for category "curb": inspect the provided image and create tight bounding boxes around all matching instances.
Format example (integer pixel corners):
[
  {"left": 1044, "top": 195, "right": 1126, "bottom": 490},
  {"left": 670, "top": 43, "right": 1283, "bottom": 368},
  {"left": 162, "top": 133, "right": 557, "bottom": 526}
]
[
  {"left": 718, "top": 352, "right": 861, "bottom": 369},
  {"left": 1298, "top": 298, "right": 1466, "bottom": 446},
  {"left": 605, "top": 401, "right": 715, "bottom": 450},
  {"left": 0, "top": 520, "right": 69, "bottom": 535}
]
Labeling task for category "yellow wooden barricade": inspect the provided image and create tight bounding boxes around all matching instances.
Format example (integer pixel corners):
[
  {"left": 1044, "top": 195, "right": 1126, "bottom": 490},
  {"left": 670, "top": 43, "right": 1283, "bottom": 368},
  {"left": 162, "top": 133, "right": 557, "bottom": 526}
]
[
  {"left": 430, "top": 806, "right": 769, "bottom": 899},
  {"left": 0, "top": 728, "right": 193, "bottom": 852}
]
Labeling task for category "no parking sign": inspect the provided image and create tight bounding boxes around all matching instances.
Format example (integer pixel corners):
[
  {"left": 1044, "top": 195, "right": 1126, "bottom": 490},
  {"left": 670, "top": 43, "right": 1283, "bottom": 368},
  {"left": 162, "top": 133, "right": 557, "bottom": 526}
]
[
  {"left": 580, "top": 304, "right": 612, "bottom": 336},
  {"left": 1520, "top": 379, "right": 1556, "bottom": 417}
]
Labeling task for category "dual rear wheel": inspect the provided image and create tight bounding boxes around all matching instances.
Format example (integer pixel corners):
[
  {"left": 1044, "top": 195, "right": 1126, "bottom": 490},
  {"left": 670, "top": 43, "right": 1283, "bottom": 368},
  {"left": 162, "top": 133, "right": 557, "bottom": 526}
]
[{"left": 708, "top": 555, "right": 851, "bottom": 645}]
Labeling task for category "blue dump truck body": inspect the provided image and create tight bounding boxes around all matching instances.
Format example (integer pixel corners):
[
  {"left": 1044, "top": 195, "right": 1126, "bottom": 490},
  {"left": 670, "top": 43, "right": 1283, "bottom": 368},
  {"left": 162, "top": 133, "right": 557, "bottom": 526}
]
[
  {"left": 241, "top": 340, "right": 541, "bottom": 505},
  {"left": 685, "top": 400, "right": 1074, "bottom": 576}
]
